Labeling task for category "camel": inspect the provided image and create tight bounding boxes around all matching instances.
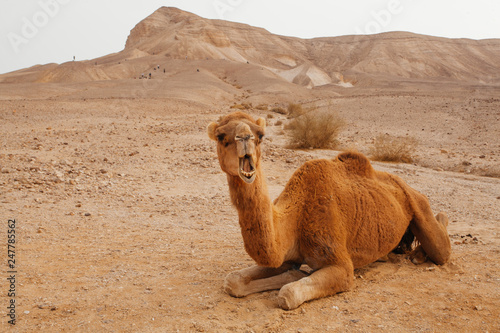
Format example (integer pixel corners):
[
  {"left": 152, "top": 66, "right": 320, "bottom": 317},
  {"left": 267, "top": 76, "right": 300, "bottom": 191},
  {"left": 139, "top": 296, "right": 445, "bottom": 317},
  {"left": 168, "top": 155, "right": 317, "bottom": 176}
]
[{"left": 207, "top": 111, "right": 451, "bottom": 310}]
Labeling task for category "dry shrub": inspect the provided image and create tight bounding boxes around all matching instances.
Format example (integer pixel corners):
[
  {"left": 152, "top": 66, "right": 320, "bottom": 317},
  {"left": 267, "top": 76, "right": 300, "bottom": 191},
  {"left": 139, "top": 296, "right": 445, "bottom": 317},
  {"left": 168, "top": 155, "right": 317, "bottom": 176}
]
[
  {"left": 271, "top": 107, "right": 287, "bottom": 115},
  {"left": 256, "top": 104, "right": 268, "bottom": 111},
  {"left": 230, "top": 103, "right": 252, "bottom": 110},
  {"left": 275, "top": 120, "right": 283, "bottom": 126},
  {"left": 287, "top": 103, "right": 304, "bottom": 118},
  {"left": 230, "top": 104, "right": 245, "bottom": 110},
  {"left": 370, "top": 135, "right": 418, "bottom": 163},
  {"left": 482, "top": 165, "right": 500, "bottom": 178},
  {"left": 287, "top": 109, "right": 345, "bottom": 149}
]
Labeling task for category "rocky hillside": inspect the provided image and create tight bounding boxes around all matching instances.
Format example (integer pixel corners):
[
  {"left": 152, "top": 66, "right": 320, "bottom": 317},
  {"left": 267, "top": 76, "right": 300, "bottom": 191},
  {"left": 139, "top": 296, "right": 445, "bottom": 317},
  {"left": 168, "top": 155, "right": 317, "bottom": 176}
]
[{"left": 2, "top": 7, "right": 500, "bottom": 87}]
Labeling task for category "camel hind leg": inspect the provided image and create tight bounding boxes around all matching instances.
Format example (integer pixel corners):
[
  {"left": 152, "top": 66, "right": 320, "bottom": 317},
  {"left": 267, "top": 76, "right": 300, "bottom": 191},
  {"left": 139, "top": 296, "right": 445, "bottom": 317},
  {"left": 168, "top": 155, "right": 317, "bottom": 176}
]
[{"left": 409, "top": 194, "right": 451, "bottom": 265}]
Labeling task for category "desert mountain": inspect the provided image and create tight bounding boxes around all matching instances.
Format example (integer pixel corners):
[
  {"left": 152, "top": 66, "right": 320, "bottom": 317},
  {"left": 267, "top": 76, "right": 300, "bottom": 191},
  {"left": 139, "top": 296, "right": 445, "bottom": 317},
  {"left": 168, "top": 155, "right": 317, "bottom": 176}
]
[{"left": 2, "top": 7, "right": 500, "bottom": 88}]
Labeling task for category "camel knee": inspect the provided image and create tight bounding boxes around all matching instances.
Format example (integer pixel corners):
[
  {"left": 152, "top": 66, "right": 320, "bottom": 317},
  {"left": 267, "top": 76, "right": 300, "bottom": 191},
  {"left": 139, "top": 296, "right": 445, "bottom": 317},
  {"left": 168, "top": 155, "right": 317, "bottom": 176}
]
[{"left": 429, "top": 246, "right": 451, "bottom": 265}]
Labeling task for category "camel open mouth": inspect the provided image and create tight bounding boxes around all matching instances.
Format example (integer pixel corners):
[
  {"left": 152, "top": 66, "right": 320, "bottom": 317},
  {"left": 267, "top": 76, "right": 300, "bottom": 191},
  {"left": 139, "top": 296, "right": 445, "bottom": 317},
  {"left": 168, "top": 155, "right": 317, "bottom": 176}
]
[{"left": 239, "top": 154, "right": 256, "bottom": 183}]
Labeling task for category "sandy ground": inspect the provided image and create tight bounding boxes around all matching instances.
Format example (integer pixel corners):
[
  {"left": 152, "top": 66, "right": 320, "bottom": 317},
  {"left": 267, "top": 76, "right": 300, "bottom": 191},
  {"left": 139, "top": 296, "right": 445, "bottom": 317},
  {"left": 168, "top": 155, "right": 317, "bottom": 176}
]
[{"left": 0, "top": 84, "right": 499, "bottom": 332}]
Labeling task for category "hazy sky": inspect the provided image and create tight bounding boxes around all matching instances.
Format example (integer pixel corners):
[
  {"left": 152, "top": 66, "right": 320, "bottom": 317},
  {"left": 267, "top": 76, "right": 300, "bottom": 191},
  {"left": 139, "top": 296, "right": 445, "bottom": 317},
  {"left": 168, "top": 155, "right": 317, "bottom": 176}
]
[{"left": 1, "top": 0, "right": 499, "bottom": 74}]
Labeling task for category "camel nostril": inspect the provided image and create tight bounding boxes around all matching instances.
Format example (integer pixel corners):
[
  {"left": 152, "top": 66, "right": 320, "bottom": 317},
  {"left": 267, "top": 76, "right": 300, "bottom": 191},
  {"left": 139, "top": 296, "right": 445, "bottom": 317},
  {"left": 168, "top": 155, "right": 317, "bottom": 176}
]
[{"left": 241, "top": 155, "right": 254, "bottom": 173}]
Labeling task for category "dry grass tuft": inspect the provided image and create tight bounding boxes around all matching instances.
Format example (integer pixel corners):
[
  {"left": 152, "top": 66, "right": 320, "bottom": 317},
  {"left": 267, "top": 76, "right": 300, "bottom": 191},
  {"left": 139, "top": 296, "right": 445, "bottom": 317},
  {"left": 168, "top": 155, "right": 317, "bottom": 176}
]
[
  {"left": 230, "top": 103, "right": 252, "bottom": 110},
  {"left": 287, "top": 103, "right": 304, "bottom": 118},
  {"left": 370, "top": 135, "right": 418, "bottom": 163},
  {"left": 481, "top": 165, "right": 500, "bottom": 178},
  {"left": 286, "top": 108, "right": 345, "bottom": 149}
]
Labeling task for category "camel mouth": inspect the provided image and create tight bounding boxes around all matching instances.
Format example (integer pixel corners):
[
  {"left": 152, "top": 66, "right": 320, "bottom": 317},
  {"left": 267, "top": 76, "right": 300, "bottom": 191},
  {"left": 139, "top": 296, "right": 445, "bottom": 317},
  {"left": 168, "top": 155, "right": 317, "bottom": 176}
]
[{"left": 239, "top": 154, "right": 256, "bottom": 183}]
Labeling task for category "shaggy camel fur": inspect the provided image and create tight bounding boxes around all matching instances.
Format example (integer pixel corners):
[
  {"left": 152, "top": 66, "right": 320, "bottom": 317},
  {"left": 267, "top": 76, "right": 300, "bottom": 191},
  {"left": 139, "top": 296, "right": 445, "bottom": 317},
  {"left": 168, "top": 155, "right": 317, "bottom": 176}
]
[{"left": 207, "top": 111, "right": 451, "bottom": 310}]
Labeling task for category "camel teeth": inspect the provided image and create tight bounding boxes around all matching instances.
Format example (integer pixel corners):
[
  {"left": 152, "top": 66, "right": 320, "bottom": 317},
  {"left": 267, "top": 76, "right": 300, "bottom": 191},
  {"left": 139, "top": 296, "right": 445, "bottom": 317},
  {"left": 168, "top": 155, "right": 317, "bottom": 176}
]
[{"left": 241, "top": 170, "right": 255, "bottom": 178}]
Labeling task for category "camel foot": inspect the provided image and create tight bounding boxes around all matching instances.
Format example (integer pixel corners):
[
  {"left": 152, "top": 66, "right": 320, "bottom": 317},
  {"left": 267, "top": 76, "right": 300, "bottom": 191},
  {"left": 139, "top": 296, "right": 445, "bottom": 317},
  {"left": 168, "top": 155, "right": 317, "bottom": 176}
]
[
  {"left": 277, "top": 283, "right": 301, "bottom": 310},
  {"left": 277, "top": 277, "right": 312, "bottom": 310},
  {"left": 223, "top": 271, "right": 247, "bottom": 297},
  {"left": 409, "top": 245, "right": 428, "bottom": 264}
]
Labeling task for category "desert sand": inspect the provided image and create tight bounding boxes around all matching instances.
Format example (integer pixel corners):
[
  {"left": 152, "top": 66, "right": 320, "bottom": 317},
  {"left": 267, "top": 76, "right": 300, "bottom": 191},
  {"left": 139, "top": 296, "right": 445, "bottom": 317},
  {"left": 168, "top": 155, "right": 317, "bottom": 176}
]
[{"left": 0, "top": 7, "right": 499, "bottom": 332}]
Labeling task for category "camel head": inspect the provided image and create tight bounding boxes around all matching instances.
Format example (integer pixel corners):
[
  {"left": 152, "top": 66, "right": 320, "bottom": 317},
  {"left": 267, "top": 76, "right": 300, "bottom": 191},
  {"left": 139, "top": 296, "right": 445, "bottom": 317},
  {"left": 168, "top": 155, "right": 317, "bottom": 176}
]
[{"left": 208, "top": 112, "right": 266, "bottom": 184}]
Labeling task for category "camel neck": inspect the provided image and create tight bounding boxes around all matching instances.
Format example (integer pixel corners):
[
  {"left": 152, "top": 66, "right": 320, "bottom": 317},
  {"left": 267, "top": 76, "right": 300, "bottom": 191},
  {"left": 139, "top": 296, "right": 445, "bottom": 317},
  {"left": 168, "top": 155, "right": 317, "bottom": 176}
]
[{"left": 227, "top": 168, "right": 283, "bottom": 267}]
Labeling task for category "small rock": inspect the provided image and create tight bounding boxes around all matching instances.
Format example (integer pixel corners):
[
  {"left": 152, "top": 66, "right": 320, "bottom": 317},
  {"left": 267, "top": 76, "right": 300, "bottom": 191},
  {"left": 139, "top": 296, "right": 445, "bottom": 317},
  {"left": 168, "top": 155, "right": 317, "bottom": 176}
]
[
  {"left": 1, "top": 167, "right": 13, "bottom": 174},
  {"left": 474, "top": 305, "right": 483, "bottom": 311},
  {"left": 84, "top": 212, "right": 91, "bottom": 217}
]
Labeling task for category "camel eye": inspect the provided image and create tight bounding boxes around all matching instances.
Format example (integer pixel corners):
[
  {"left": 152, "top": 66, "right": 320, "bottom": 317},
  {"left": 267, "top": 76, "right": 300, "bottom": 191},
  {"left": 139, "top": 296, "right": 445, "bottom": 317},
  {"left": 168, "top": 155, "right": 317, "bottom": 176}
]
[
  {"left": 258, "top": 133, "right": 264, "bottom": 142},
  {"left": 217, "top": 134, "right": 226, "bottom": 142}
]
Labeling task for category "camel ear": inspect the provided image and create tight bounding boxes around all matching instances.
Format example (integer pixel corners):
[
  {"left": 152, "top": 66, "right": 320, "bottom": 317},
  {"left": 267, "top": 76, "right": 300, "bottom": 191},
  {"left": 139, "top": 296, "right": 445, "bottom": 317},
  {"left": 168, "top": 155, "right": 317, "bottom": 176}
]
[
  {"left": 207, "top": 122, "right": 218, "bottom": 141},
  {"left": 256, "top": 117, "right": 266, "bottom": 131}
]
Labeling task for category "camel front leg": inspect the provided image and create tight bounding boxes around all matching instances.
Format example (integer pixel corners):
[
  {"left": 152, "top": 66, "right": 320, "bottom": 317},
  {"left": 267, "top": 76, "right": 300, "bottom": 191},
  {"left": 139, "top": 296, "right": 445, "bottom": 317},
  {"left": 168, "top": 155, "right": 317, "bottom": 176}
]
[
  {"left": 224, "top": 264, "right": 308, "bottom": 297},
  {"left": 410, "top": 208, "right": 451, "bottom": 265},
  {"left": 277, "top": 262, "right": 354, "bottom": 310},
  {"left": 410, "top": 212, "right": 451, "bottom": 264}
]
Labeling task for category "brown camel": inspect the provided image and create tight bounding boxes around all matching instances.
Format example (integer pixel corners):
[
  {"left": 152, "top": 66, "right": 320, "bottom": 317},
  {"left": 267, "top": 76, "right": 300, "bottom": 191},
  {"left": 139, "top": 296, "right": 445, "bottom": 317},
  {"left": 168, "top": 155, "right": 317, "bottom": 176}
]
[{"left": 207, "top": 111, "right": 451, "bottom": 310}]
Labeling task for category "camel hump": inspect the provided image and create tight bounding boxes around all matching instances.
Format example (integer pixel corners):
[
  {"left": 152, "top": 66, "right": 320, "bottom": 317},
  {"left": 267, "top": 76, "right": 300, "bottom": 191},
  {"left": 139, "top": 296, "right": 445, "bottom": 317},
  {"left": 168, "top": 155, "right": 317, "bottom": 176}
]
[{"left": 336, "top": 151, "right": 375, "bottom": 178}]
